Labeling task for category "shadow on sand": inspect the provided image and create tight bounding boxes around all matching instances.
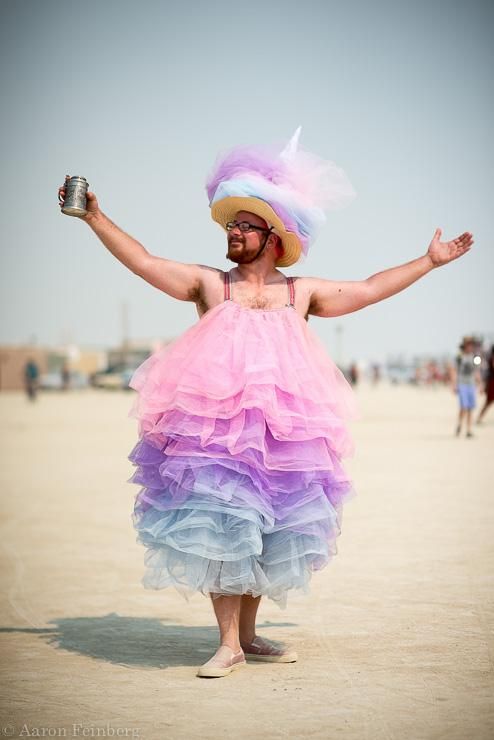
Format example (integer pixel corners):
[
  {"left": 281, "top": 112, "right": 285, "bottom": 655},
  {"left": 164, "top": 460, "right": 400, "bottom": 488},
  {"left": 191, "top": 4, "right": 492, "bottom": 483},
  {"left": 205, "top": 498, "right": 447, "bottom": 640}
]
[{"left": 0, "top": 613, "right": 297, "bottom": 669}]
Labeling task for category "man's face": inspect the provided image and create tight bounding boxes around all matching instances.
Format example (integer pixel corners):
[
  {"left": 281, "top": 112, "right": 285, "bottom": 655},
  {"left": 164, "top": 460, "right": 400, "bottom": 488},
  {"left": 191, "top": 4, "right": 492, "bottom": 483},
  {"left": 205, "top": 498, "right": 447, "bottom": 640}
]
[{"left": 226, "top": 211, "right": 271, "bottom": 264}]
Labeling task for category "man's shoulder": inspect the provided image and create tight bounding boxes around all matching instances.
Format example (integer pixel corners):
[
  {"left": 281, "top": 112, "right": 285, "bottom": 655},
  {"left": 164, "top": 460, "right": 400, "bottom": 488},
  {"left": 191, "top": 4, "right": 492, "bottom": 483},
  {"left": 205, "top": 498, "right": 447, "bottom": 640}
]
[
  {"left": 197, "top": 264, "right": 223, "bottom": 274},
  {"left": 288, "top": 275, "right": 334, "bottom": 286},
  {"left": 285, "top": 275, "right": 322, "bottom": 297},
  {"left": 281, "top": 274, "right": 314, "bottom": 286},
  {"left": 197, "top": 264, "right": 225, "bottom": 283}
]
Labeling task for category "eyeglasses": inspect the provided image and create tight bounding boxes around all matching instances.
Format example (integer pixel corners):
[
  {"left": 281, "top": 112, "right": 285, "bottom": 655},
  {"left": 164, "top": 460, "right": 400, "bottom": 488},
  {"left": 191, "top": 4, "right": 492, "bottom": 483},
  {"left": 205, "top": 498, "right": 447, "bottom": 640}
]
[{"left": 226, "top": 220, "right": 272, "bottom": 234}]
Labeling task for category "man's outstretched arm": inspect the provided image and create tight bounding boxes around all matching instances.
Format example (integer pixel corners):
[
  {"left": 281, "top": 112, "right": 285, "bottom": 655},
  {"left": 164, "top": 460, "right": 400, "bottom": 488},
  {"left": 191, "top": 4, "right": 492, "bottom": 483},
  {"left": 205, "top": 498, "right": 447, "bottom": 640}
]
[
  {"left": 86, "top": 210, "right": 205, "bottom": 301},
  {"left": 58, "top": 178, "right": 204, "bottom": 302},
  {"left": 307, "top": 228, "right": 474, "bottom": 318}
]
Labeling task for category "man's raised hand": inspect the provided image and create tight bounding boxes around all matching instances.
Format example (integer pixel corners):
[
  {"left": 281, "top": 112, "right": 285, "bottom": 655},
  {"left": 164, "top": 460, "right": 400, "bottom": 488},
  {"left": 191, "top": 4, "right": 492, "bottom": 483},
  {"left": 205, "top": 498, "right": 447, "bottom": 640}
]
[
  {"left": 58, "top": 174, "right": 100, "bottom": 221},
  {"left": 427, "top": 228, "right": 474, "bottom": 268}
]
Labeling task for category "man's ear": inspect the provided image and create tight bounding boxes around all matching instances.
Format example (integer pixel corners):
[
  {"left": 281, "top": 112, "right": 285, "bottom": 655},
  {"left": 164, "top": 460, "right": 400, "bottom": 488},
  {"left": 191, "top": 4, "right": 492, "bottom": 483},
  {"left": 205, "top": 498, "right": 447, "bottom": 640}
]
[
  {"left": 272, "top": 235, "right": 284, "bottom": 259},
  {"left": 268, "top": 233, "right": 278, "bottom": 251}
]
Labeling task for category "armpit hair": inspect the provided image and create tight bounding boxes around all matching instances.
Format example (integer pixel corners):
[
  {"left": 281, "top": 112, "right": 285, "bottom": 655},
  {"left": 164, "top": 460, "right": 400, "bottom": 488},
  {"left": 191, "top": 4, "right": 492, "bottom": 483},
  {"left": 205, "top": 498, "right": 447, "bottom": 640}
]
[{"left": 188, "top": 264, "right": 223, "bottom": 308}]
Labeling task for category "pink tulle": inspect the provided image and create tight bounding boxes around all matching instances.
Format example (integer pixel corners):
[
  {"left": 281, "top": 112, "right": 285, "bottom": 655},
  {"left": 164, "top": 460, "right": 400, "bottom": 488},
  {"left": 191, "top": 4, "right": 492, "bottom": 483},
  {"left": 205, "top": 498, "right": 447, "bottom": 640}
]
[
  {"left": 129, "top": 302, "right": 358, "bottom": 457},
  {"left": 127, "top": 298, "right": 359, "bottom": 607},
  {"left": 206, "top": 137, "right": 356, "bottom": 212}
]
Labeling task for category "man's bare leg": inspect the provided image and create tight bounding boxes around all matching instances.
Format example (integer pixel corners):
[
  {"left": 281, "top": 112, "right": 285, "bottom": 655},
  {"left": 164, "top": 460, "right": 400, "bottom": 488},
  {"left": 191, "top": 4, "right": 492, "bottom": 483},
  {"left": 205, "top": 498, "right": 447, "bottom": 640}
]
[
  {"left": 456, "top": 407, "right": 465, "bottom": 435},
  {"left": 196, "top": 595, "right": 245, "bottom": 676},
  {"left": 238, "top": 594, "right": 298, "bottom": 661},
  {"left": 210, "top": 594, "right": 242, "bottom": 651},
  {"left": 239, "top": 594, "right": 262, "bottom": 645}
]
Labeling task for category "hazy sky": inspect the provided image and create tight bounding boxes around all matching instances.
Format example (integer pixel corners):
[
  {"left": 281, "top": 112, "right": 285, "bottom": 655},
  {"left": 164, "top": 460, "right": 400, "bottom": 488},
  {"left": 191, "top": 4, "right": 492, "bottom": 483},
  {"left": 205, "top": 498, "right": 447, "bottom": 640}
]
[{"left": 1, "top": 0, "right": 492, "bottom": 364}]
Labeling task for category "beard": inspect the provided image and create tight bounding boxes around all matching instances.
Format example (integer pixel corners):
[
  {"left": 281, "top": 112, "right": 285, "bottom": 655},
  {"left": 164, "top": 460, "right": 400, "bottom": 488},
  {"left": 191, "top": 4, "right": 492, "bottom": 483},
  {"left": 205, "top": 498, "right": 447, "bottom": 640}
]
[
  {"left": 226, "top": 240, "right": 251, "bottom": 264},
  {"left": 226, "top": 238, "right": 263, "bottom": 264}
]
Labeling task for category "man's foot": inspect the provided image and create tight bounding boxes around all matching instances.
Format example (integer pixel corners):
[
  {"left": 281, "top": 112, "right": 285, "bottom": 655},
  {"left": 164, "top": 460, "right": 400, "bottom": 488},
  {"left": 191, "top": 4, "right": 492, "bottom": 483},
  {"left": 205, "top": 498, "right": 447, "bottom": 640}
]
[
  {"left": 455, "top": 425, "right": 461, "bottom": 437},
  {"left": 466, "top": 431, "right": 474, "bottom": 438},
  {"left": 196, "top": 645, "right": 246, "bottom": 678},
  {"left": 240, "top": 635, "right": 298, "bottom": 663}
]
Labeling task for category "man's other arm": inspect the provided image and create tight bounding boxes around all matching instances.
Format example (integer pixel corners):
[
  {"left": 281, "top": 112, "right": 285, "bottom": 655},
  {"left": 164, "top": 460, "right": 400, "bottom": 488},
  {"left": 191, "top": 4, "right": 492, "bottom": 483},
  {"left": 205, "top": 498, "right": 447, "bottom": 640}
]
[{"left": 306, "top": 229, "right": 473, "bottom": 318}]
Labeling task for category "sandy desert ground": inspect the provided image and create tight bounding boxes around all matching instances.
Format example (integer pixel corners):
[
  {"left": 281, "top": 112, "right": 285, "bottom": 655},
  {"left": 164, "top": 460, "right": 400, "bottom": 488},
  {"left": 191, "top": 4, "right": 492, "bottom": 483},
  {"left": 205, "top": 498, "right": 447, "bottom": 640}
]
[{"left": 0, "top": 383, "right": 493, "bottom": 740}]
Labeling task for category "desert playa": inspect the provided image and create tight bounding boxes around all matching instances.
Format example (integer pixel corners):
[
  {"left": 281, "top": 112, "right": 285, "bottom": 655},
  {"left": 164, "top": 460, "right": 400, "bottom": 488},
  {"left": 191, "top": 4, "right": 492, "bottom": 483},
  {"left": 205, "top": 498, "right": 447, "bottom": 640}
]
[{"left": 1, "top": 384, "right": 492, "bottom": 740}]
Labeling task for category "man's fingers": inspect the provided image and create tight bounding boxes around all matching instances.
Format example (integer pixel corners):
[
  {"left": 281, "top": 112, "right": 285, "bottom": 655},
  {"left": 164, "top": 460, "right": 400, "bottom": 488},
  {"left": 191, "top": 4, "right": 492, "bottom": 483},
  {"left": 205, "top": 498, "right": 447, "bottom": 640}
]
[{"left": 452, "top": 233, "right": 473, "bottom": 248}]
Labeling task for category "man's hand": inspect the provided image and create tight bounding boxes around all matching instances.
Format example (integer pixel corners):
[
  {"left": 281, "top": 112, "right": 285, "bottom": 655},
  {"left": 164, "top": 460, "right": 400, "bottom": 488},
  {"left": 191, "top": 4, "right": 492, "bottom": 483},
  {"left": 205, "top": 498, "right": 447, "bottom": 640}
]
[
  {"left": 58, "top": 175, "right": 101, "bottom": 222},
  {"left": 426, "top": 228, "right": 474, "bottom": 268}
]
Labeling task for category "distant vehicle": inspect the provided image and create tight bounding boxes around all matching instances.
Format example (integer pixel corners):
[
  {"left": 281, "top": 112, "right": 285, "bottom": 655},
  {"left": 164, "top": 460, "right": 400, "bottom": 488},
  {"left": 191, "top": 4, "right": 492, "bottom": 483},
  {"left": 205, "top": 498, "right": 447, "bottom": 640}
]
[
  {"left": 385, "top": 365, "right": 417, "bottom": 384},
  {"left": 91, "top": 366, "right": 137, "bottom": 390},
  {"left": 39, "top": 371, "right": 89, "bottom": 390}
]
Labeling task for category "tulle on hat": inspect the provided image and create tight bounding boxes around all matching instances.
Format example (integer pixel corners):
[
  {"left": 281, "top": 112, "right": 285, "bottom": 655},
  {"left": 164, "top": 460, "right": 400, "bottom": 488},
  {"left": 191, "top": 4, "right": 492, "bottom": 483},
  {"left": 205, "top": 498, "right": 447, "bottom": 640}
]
[{"left": 206, "top": 127, "right": 356, "bottom": 267}]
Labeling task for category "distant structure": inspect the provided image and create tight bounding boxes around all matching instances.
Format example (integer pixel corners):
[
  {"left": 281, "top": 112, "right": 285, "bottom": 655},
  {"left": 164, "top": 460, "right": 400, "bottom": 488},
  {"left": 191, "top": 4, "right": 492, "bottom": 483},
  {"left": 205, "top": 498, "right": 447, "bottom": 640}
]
[{"left": 0, "top": 339, "right": 173, "bottom": 392}]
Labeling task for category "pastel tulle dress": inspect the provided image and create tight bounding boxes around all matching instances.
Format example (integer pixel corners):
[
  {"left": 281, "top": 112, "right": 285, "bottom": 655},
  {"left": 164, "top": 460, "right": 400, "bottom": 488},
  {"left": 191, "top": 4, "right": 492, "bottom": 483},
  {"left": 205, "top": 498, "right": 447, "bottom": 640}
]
[{"left": 127, "top": 270, "right": 359, "bottom": 609}]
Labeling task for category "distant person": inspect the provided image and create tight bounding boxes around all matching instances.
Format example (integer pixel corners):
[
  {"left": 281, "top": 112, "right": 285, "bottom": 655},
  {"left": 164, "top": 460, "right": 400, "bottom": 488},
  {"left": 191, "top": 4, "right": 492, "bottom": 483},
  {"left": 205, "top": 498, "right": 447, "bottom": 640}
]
[
  {"left": 24, "top": 358, "right": 39, "bottom": 401},
  {"left": 426, "top": 360, "right": 440, "bottom": 387},
  {"left": 348, "top": 362, "right": 359, "bottom": 386},
  {"left": 477, "top": 344, "right": 494, "bottom": 424},
  {"left": 444, "top": 360, "right": 455, "bottom": 387},
  {"left": 61, "top": 362, "right": 71, "bottom": 391},
  {"left": 371, "top": 363, "right": 381, "bottom": 385},
  {"left": 59, "top": 132, "right": 473, "bottom": 679},
  {"left": 453, "top": 337, "right": 481, "bottom": 437}
]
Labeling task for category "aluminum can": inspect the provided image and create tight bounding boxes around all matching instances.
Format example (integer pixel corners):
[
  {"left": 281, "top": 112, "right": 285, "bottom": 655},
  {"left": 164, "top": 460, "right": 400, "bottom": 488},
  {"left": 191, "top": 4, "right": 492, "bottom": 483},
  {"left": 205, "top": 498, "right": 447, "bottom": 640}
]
[{"left": 61, "top": 176, "right": 89, "bottom": 216}]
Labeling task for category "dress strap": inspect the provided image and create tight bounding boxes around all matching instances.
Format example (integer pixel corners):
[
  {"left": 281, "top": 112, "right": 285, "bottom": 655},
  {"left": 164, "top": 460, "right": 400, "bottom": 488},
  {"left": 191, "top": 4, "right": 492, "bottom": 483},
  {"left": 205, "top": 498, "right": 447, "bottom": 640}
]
[
  {"left": 286, "top": 276, "right": 295, "bottom": 307},
  {"left": 223, "top": 270, "right": 232, "bottom": 301}
]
